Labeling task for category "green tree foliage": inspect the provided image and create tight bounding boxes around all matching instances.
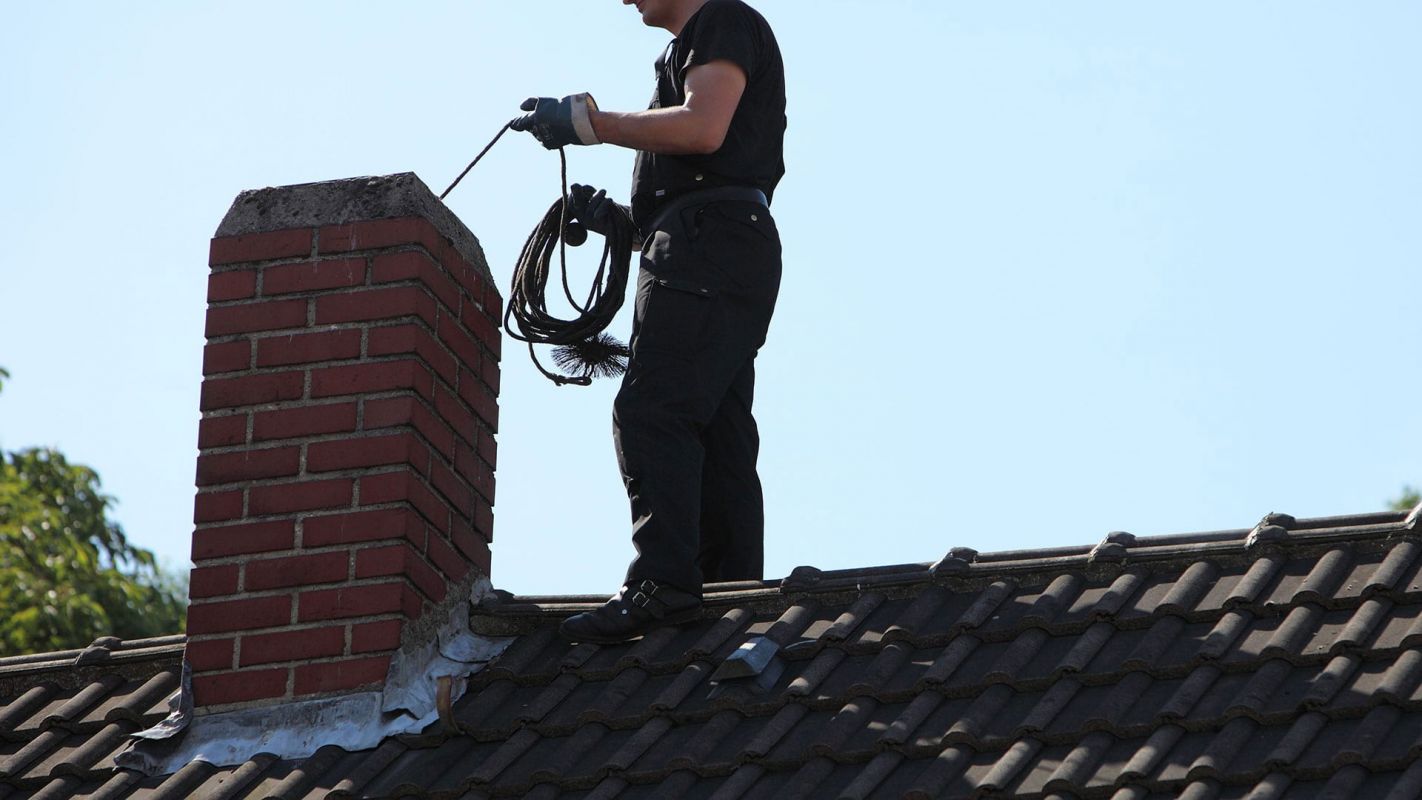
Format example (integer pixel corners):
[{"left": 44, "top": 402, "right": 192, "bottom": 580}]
[
  {"left": 0, "top": 371, "right": 186, "bottom": 655},
  {"left": 1394, "top": 486, "right": 1421, "bottom": 512}
]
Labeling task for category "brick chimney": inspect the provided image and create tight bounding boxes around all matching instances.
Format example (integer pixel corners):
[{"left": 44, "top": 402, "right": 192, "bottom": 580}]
[{"left": 183, "top": 173, "right": 500, "bottom": 712}]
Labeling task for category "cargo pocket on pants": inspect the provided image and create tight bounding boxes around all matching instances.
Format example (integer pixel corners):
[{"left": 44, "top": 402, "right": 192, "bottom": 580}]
[{"left": 634, "top": 277, "right": 719, "bottom": 360}]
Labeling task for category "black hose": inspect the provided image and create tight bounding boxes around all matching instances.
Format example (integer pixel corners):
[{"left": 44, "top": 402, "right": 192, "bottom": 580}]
[{"left": 441, "top": 125, "right": 636, "bottom": 386}]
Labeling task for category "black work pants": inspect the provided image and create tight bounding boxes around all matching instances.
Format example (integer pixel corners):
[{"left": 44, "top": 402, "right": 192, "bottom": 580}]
[{"left": 614, "top": 198, "right": 782, "bottom": 595}]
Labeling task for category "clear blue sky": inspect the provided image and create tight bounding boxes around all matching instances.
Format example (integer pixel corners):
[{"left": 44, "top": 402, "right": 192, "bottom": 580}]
[{"left": 2, "top": 2, "right": 1418, "bottom": 597}]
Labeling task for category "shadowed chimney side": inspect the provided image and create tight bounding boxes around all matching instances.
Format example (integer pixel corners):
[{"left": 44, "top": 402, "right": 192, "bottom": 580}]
[{"left": 184, "top": 173, "right": 501, "bottom": 712}]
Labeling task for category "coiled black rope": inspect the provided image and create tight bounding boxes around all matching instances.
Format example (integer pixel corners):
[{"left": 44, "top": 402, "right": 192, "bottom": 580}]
[{"left": 441, "top": 123, "right": 636, "bottom": 386}]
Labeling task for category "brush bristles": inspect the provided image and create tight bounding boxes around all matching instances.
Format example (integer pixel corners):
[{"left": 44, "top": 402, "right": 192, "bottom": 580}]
[{"left": 551, "top": 333, "right": 631, "bottom": 379}]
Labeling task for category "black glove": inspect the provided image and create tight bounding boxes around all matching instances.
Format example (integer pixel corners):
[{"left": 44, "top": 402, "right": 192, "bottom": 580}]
[
  {"left": 509, "top": 94, "right": 601, "bottom": 149},
  {"left": 568, "top": 184, "right": 620, "bottom": 237}
]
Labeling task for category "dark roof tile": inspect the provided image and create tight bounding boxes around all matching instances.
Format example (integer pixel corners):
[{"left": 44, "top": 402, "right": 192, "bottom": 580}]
[{"left": 12, "top": 508, "right": 1422, "bottom": 798}]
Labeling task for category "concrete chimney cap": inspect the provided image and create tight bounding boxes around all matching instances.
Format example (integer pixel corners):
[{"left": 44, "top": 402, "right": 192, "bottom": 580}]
[{"left": 215, "top": 172, "right": 493, "bottom": 287}]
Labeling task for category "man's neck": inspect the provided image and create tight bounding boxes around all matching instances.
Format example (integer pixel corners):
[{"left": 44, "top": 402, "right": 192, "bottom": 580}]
[{"left": 664, "top": 0, "right": 712, "bottom": 37}]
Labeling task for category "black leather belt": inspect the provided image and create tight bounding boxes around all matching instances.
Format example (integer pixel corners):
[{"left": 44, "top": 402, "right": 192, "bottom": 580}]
[{"left": 645, "top": 185, "right": 768, "bottom": 234}]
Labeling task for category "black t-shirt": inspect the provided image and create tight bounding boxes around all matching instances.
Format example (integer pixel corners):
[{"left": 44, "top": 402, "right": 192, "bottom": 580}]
[{"left": 629, "top": 0, "right": 786, "bottom": 228}]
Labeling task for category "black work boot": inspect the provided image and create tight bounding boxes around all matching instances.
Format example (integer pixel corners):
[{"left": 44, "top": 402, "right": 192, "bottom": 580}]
[{"left": 559, "top": 580, "right": 702, "bottom": 644}]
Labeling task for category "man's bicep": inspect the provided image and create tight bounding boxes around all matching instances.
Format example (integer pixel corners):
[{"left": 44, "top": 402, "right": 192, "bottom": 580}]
[{"left": 683, "top": 60, "right": 747, "bottom": 151}]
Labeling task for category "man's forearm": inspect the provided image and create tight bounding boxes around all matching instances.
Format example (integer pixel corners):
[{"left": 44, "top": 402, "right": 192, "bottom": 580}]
[{"left": 590, "top": 107, "right": 725, "bottom": 156}]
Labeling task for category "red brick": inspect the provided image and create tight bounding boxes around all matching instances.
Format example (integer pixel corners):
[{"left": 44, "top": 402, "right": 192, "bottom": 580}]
[
  {"left": 355, "top": 543, "right": 446, "bottom": 603},
  {"left": 200, "top": 371, "right": 304, "bottom": 411},
  {"left": 187, "top": 595, "right": 292, "bottom": 635},
  {"left": 457, "top": 371, "right": 499, "bottom": 433},
  {"left": 263, "top": 257, "right": 366, "bottom": 295},
  {"left": 314, "top": 286, "right": 437, "bottom": 328},
  {"left": 244, "top": 551, "right": 350, "bottom": 591},
  {"left": 483, "top": 285, "right": 505, "bottom": 328},
  {"left": 192, "top": 668, "right": 288, "bottom": 706},
  {"left": 317, "top": 217, "right": 438, "bottom": 255},
  {"left": 481, "top": 353, "right": 500, "bottom": 395},
  {"left": 352, "top": 543, "right": 407, "bottom": 579},
  {"left": 206, "top": 299, "right": 308, "bottom": 337},
  {"left": 461, "top": 302, "right": 502, "bottom": 360},
  {"left": 429, "top": 460, "right": 473, "bottom": 517},
  {"left": 452, "top": 263, "right": 485, "bottom": 307},
  {"left": 249, "top": 478, "right": 354, "bottom": 516},
  {"left": 435, "top": 314, "right": 483, "bottom": 374},
  {"left": 371, "top": 251, "right": 462, "bottom": 312},
  {"left": 432, "top": 385, "right": 479, "bottom": 449},
  {"left": 426, "top": 532, "right": 470, "bottom": 583},
  {"left": 452, "top": 517, "right": 492, "bottom": 573},
  {"left": 365, "top": 396, "right": 456, "bottom": 459},
  {"left": 453, "top": 441, "right": 494, "bottom": 505},
  {"left": 198, "top": 414, "right": 248, "bottom": 449},
  {"left": 307, "top": 432, "right": 423, "bottom": 474},
  {"left": 193, "top": 489, "right": 244, "bottom": 524},
  {"left": 185, "top": 637, "right": 235, "bottom": 671},
  {"left": 239, "top": 625, "right": 346, "bottom": 666},
  {"left": 202, "top": 340, "right": 252, "bottom": 375},
  {"left": 368, "top": 323, "right": 458, "bottom": 386},
  {"left": 211, "top": 228, "right": 313, "bottom": 265},
  {"left": 192, "top": 519, "right": 295, "bottom": 559},
  {"left": 358, "top": 468, "right": 450, "bottom": 534},
  {"left": 196, "top": 446, "right": 300, "bottom": 486},
  {"left": 208, "top": 269, "right": 258, "bottom": 302},
  {"left": 351, "top": 619, "right": 404, "bottom": 653},
  {"left": 302, "top": 508, "right": 422, "bottom": 547},
  {"left": 293, "top": 655, "right": 391, "bottom": 696},
  {"left": 309, "top": 360, "right": 433, "bottom": 402},
  {"left": 298, "top": 581, "right": 411, "bottom": 622},
  {"left": 188, "top": 564, "right": 240, "bottom": 599},
  {"left": 477, "top": 430, "right": 497, "bottom": 471},
  {"left": 473, "top": 501, "right": 494, "bottom": 545},
  {"left": 252, "top": 402, "right": 358, "bottom": 442},
  {"left": 255, "top": 329, "right": 361, "bottom": 368}
]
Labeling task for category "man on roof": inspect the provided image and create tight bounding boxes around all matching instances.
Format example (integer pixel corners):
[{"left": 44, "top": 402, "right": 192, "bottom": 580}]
[{"left": 511, "top": 0, "right": 787, "bottom": 643}]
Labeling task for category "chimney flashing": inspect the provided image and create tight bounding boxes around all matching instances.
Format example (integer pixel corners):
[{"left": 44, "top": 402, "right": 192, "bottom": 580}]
[{"left": 122, "top": 580, "right": 512, "bottom": 774}]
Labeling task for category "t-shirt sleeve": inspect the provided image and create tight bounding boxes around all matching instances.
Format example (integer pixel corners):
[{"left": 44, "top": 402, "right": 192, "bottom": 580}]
[{"left": 680, "top": 2, "right": 761, "bottom": 81}]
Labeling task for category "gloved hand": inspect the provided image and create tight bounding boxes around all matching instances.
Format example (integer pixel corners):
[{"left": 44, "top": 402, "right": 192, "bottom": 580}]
[
  {"left": 509, "top": 94, "right": 601, "bottom": 149},
  {"left": 568, "top": 184, "right": 619, "bottom": 237}
]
